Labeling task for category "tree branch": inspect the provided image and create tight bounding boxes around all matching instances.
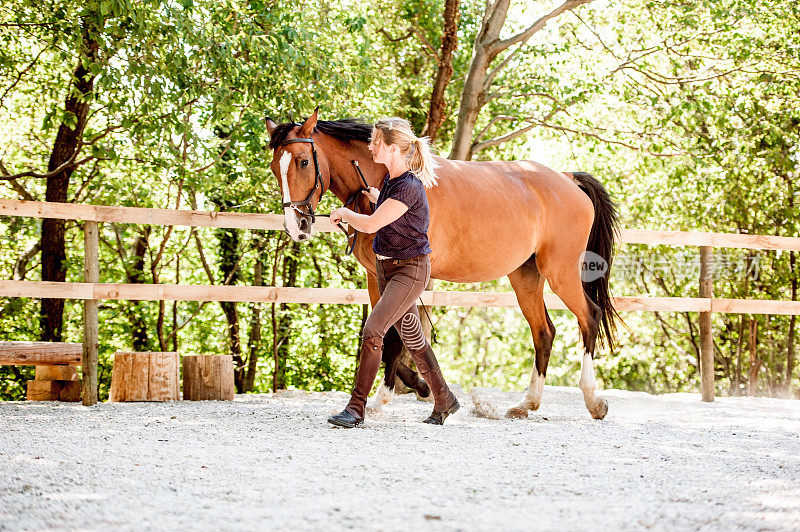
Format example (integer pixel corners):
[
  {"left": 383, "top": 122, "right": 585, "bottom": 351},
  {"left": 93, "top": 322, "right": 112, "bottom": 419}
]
[
  {"left": 411, "top": 25, "right": 440, "bottom": 61},
  {"left": 472, "top": 121, "right": 537, "bottom": 152},
  {"left": 491, "top": 0, "right": 595, "bottom": 55},
  {"left": 473, "top": 115, "right": 517, "bottom": 143},
  {"left": 0, "top": 155, "right": 98, "bottom": 181},
  {"left": 377, "top": 28, "right": 414, "bottom": 42},
  {"left": 0, "top": 160, "right": 35, "bottom": 200},
  {"left": 13, "top": 242, "right": 41, "bottom": 281},
  {"left": 0, "top": 45, "right": 50, "bottom": 109}
]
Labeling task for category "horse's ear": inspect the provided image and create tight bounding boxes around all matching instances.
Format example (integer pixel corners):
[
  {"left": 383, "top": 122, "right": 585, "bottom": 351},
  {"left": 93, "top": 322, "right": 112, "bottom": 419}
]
[
  {"left": 265, "top": 116, "right": 278, "bottom": 136},
  {"left": 298, "top": 106, "right": 319, "bottom": 138}
]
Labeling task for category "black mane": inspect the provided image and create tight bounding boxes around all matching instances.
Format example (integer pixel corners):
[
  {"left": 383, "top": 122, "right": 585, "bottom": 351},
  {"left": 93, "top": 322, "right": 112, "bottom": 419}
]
[{"left": 268, "top": 118, "right": 373, "bottom": 149}]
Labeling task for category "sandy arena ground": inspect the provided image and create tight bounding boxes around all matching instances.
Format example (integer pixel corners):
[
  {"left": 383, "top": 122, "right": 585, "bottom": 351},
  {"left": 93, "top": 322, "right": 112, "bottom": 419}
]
[{"left": 1, "top": 385, "right": 799, "bottom": 531}]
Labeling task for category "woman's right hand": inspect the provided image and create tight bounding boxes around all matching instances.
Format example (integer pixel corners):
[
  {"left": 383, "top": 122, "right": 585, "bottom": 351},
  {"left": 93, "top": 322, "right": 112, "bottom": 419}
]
[{"left": 362, "top": 186, "right": 379, "bottom": 203}]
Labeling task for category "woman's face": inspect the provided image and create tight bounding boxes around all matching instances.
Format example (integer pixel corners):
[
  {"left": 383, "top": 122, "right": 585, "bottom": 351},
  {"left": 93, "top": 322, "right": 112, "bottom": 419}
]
[{"left": 368, "top": 129, "right": 395, "bottom": 165}]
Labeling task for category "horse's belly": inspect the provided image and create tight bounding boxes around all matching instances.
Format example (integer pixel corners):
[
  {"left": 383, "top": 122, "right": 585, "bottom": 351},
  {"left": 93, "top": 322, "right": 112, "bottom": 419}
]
[{"left": 429, "top": 232, "right": 537, "bottom": 283}]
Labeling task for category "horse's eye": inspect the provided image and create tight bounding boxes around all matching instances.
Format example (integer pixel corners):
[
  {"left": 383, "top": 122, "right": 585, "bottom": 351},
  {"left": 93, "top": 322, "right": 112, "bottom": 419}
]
[{"left": 300, "top": 159, "right": 309, "bottom": 168}]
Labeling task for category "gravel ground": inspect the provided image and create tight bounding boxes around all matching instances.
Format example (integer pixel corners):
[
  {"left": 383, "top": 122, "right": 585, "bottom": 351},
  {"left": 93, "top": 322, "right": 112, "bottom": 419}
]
[{"left": 1, "top": 385, "right": 799, "bottom": 531}]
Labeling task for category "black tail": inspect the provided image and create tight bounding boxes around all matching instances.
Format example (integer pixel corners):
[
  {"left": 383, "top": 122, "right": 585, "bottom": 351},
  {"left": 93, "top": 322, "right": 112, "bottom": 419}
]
[{"left": 572, "top": 171, "right": 620, "bottom": 351}]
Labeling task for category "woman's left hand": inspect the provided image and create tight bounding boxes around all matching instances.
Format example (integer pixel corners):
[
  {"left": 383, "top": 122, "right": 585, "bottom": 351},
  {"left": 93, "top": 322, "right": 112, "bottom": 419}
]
[{"left": 330, "top": 207, "right": 349, "bottom": 225}]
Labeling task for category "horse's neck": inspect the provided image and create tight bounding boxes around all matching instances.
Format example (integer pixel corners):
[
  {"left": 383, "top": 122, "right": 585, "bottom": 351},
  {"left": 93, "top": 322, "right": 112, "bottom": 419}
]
[{"left": 322, "top": 137, "right": 383, "bottom": 206}]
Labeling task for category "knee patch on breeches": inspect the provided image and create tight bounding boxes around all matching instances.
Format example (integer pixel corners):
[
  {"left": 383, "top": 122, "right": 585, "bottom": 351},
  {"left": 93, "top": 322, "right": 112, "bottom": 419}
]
[{"left": 399, "top": 313, "right": 427, "bottom": 353}]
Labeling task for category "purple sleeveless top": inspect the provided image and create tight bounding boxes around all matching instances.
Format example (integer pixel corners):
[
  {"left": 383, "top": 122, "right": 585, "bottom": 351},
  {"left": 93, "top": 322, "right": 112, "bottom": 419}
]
[{"left": 372, "top": 171, "right": 432, "bottom": 259}]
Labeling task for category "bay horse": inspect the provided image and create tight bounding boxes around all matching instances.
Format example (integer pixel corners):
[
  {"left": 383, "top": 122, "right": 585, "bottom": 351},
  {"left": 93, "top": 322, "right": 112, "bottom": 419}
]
[{"left": 266, "top": 109, "right": 619, "bottom": 420}]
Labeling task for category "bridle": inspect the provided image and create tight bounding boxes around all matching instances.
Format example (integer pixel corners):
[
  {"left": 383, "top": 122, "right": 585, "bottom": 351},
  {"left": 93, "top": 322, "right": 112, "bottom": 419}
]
[
  {"left": 278, "top": 137, "right": 326, "bottom": 225},
  {"left": 276, "top": 135, "right": 372, "bottom": 254}
]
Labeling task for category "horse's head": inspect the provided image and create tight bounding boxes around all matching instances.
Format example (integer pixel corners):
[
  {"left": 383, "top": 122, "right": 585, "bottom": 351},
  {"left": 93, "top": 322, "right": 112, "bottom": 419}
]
[{"left": 266, "top": 108, "right": 331, "bottom": 242}]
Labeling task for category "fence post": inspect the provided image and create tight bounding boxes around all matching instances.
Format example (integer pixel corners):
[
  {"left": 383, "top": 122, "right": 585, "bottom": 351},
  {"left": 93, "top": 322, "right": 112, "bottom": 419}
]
[
  {"left": 699, "top": 246, "right": 715, "bottom": 402},
  {"left": 82, "top": 221, "right": 99, "bottom": 406}
]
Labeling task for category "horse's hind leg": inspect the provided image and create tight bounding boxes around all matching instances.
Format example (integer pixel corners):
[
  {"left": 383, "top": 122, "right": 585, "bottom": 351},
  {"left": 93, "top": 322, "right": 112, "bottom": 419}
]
[
  {"left": 505, "top": 258, "right": 556, "bottom": 419},
  {"left": 545, "top": 257, "right": 608, "bottom": 420}
]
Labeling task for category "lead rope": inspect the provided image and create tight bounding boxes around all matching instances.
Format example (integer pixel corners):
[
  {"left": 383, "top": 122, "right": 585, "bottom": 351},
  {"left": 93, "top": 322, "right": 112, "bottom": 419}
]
[{"left": 418, "top": 298, "right": 437, "bottom": 344}]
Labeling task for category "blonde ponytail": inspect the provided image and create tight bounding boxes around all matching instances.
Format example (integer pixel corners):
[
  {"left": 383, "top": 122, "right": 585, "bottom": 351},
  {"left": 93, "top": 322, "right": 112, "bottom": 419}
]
[{"left": 373, "top": 117, "right": 439, "bottom": 188}]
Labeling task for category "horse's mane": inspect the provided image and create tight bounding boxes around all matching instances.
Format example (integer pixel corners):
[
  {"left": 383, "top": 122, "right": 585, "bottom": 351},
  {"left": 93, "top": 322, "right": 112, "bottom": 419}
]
[{"left": 269, "top": 118, "right": 372, "bottom": 149}]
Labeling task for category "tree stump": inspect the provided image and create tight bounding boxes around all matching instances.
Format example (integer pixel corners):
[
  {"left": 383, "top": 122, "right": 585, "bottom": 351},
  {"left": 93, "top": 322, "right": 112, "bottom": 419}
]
[
  {"left": 182, "top": 355, "right": 234, "bottom": 401},
  {"left": 26, "top": 365, "right": 82, "bottom": 402},
  {"left": 109, "top": 352, "right": 179, "bottom": 402}
]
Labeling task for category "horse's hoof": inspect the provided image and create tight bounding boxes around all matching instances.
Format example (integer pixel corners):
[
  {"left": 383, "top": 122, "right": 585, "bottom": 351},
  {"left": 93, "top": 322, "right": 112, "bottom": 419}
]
[
  {"left": 590, "top": 397, "right": 608, "bottom": 420},
  {"left": 366, "top": 404, "right": 384, "bottom": 419},
  {"left": 505, "top": 407, "right": 528, "bottom": 419}
]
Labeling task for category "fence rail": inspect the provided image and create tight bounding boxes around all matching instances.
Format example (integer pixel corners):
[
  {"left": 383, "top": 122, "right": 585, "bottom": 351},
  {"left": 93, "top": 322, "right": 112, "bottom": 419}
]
[
  {"left": 2, "top": 281, "right": 800, "bottom": 315},
  {"left": 2, "top": 199, "right": 800, "bottom": 250},
  {"left": 2, "top": 198, "right": 800, "bottom": 405}
]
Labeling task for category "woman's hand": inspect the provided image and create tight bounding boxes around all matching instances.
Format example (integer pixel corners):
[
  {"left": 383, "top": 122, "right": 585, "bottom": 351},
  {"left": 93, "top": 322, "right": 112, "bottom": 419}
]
[
  {"left": 362, "top": 186, "right": 380, "bottom": 203},
  {"left": 330, "top": 207, "right": 350, "bottom": 225}
]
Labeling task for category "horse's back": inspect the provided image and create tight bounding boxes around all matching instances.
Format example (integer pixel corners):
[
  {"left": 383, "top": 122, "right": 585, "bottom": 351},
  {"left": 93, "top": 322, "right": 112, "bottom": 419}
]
[{"left": 424, "top": 158, "right": 594, "bottom": 282}]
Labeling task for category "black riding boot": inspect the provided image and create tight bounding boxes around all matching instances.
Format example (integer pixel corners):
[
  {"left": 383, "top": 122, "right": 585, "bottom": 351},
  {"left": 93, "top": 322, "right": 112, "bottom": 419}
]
[
  {"left": 409, "top": 345, "right": 460, "bottom": 425},
  {"left": 328, "top": 336, "right": 383, "bottom": 428}
]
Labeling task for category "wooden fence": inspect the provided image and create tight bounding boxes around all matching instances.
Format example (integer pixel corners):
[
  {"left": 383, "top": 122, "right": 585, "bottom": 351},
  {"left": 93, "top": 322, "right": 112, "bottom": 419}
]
[{"left": 2, "top": 198, "right": 799, "bottom": 405}]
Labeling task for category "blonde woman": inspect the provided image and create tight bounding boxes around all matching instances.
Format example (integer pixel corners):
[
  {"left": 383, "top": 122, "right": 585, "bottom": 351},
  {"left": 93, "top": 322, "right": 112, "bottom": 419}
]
[{"left": 328, "top": 117, "right": 459, "bottom": 428}]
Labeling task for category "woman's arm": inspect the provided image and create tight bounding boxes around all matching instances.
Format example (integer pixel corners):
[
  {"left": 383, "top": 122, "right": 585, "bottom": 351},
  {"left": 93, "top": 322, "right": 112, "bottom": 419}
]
[{"left": 330, "top": 199, "right": 408, "bottom": 234}]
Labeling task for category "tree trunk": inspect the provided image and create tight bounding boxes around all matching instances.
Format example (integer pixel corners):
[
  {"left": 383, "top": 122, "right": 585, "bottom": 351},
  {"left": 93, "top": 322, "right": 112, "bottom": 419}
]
[
  {"left": 40, "top": 20, "right": 100, "bottom": 341},
  {"left": 733, "top": 315, "right": 746, "bottom": 396},
  {"left": 128, "top": 232, "right": 150, "bottom": 351},
  {"left": 786, "top": 252, "right": 797, "bottom": 395},
  {"left": 273, "top": 241, "right": 299, "bottom": 391},
  {"left": 448, "top": 0, "right": 594, "bottom": 160},
  {"left": 217, "top": 225, "right": 244, "bottom": 391},
  {"left": 747, "top": 317, "right": 760, "bottom": 396},
  {"left": 243, "top": 232, "right": 267, "bottom": 393},
  {"left": 422, "top": 0, "right": 460, "bottom": 143}
]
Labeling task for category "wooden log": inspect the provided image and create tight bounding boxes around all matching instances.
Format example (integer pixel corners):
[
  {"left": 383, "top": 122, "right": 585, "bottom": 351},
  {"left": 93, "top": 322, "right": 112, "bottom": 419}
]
[
  {"left": 182, "top": 355, "right": 234, "bottom": 401},
  {"left": 35, "top": 365, "right": 79, "bottom": 381},
  {"left": 109, "top": 352, "right": 149, "bottom": 402},
  {"left": 0, "top": 341, "right": 82, "bottom": 366},
  {"left": 26, "top": 380, "right": 62, "bottom": 401},
  {"left": 83, "top": 219, "right": 100, "bottom": 406},
  {"left": 59, "top": 381, "right": 82, "bottom": 402},
  {"left": 109, "top": 352, "right": 179, "bottom": 402},
  {"left": 149, "top": 352, "right": 180, "bottom": 401},
  {"left": 26, "top": 380, "right": 82, "bottom": 401},
  {"left": 3, "top": 280, "right": 800, "bottom": 315},
  {"left": 5, "top": 199, "right": 800, "bottom": 250}
]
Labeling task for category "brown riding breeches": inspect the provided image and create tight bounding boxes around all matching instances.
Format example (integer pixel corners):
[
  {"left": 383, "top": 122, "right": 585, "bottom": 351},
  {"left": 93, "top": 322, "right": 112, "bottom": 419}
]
[
  {"left": 368, "top": 254, "right": 432, "bottom": 345},
  {"left": 346, "top": 254, "right": 442, "bottom": 418}
]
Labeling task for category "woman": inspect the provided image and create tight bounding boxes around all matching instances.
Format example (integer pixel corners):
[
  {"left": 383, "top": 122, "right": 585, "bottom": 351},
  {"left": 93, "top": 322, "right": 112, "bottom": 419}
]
[{"left": 327, "top": 117, "right": 460, "bottom": 428}]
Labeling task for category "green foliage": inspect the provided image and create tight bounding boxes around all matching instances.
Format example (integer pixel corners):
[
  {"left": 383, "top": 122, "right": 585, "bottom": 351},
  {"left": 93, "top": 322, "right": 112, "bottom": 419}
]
[{"left": 1, "top": 0, "right": 798, "bottom": 400}]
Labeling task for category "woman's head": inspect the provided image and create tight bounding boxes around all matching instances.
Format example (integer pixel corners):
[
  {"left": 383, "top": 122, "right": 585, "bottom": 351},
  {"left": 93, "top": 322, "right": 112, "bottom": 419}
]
[{"left": 369, "top": 117, "right": 438, "bottom": 187}]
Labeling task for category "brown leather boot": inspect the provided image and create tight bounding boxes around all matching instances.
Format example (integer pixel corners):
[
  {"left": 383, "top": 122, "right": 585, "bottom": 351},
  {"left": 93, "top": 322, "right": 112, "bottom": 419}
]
[
  {"left": 409, "top": 345, "right": 460, "bottom": 425},
  {"left": 340, "top": 336, "right": 383, "bottom": 422}
]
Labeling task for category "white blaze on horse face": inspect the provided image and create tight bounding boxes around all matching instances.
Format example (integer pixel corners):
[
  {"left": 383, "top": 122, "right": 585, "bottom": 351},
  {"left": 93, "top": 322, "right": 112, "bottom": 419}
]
[{"left": 279, "top": 151, "right": 303, "bottom": 240}]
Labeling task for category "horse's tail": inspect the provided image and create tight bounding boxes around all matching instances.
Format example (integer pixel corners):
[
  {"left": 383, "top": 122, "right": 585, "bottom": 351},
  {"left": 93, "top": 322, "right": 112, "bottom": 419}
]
[{"left": 572, "top": 171, "right": 621, "bottom": 351}]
